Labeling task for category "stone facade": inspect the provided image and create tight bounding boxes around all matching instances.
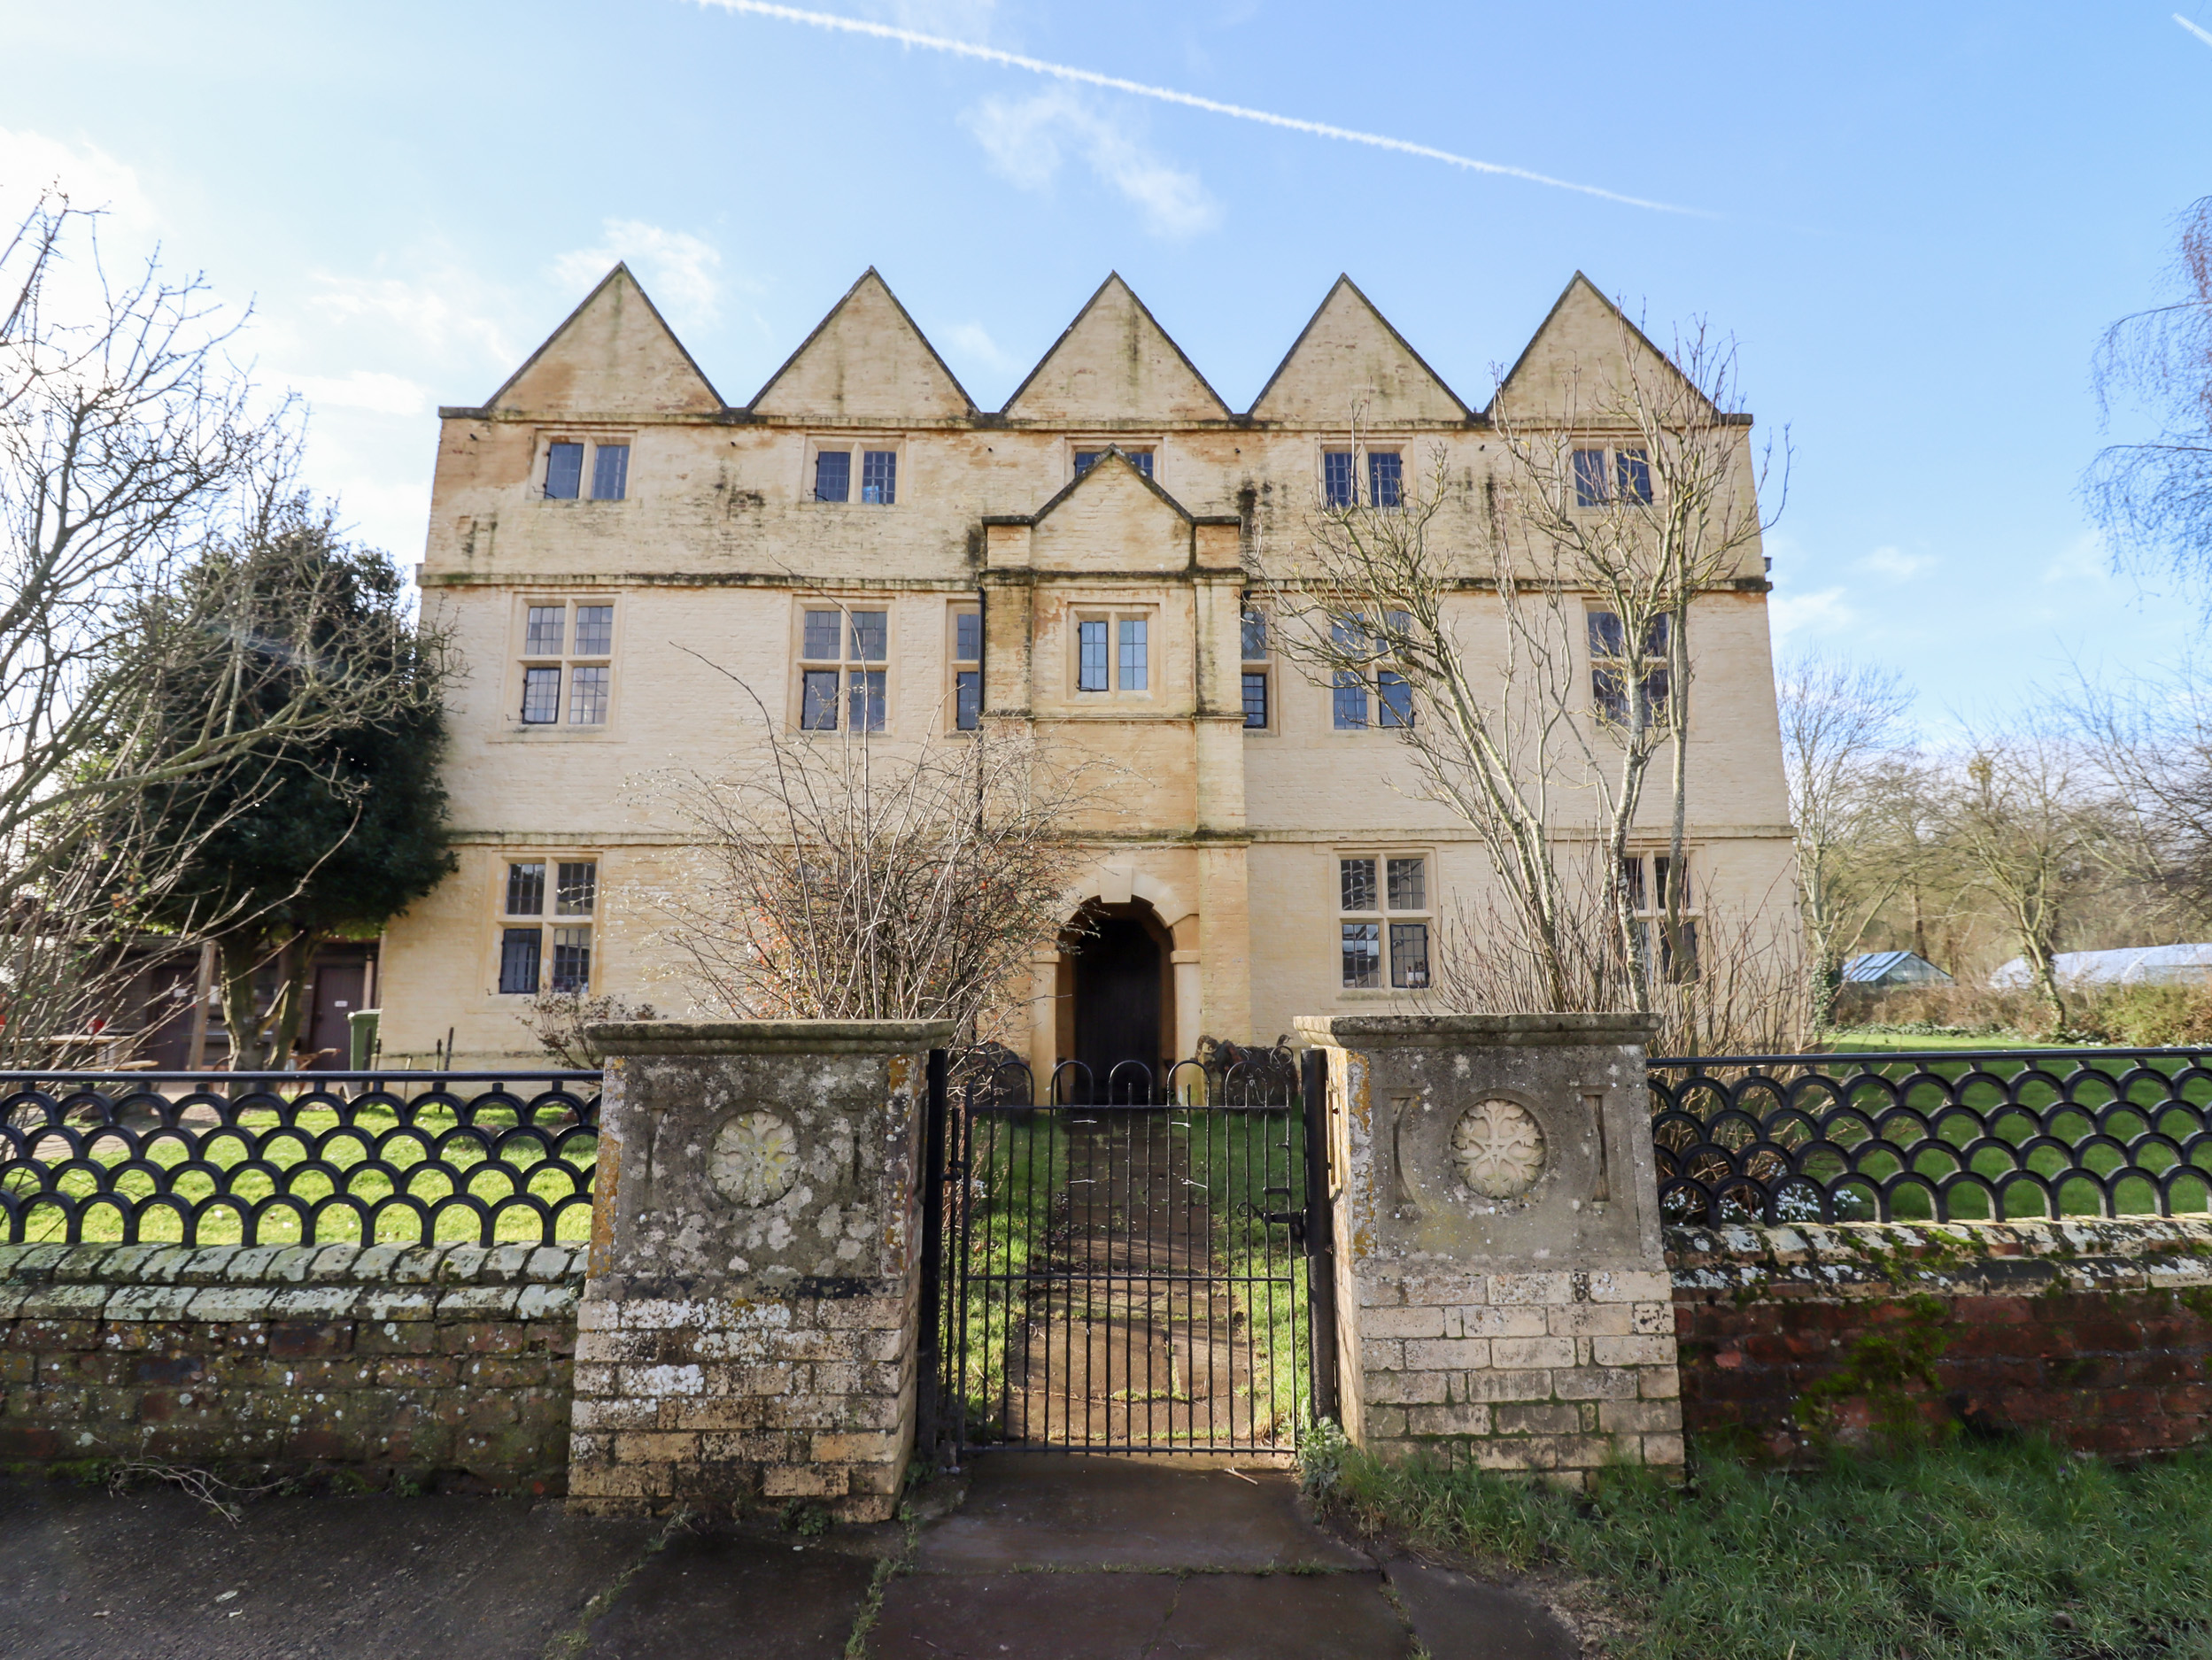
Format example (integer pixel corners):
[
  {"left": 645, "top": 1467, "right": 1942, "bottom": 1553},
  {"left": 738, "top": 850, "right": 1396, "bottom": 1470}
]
[
  {"left": 374, "top": 264, "right": 1793, "bottom": 1072},
  {"left": 0, "top": 1241, "right": 580, "bottom": 1489},
  {"left": 566, "top": 1020, "right": 946, "bottom": 1522},
  {"left": 1672, "top": 1216, "right": 2212, "bottom": 1461},
  {"left": 1297, "top": 1014, "right": 1682, "bottom": 1483}
]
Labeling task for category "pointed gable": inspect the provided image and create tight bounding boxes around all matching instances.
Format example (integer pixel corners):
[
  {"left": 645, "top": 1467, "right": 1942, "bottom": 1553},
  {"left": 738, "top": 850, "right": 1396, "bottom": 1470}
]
[
  {"left": 1248, "top": 275, "right": 1467, "bottom": 424},
  {"left": 489, "top": 265, "right": 723, "bottom": 415},
  {"left": 1001, "top": 274, "right": 1229, "bottom": 423},
  {"left": 748, "top": 268, "right": 974, "bottom": 421},
  {"left": 1028, "top": 447, "right": 1195, "bottom": 574},
  {"left": 1489, "top": 272, "right": 1710, "bottom": 424}
]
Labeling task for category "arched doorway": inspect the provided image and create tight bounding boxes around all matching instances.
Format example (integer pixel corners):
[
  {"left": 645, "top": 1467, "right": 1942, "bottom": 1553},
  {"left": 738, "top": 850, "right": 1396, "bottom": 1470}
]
[{"left": 1066, "top": 901, "right": 1172, "bottom": 1099}]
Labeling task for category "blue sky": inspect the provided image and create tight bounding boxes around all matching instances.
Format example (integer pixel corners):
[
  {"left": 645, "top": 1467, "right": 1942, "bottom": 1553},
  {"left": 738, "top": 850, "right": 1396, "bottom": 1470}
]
[{"left": 4, "top": 1, "right": 2208, "bottom": 722}]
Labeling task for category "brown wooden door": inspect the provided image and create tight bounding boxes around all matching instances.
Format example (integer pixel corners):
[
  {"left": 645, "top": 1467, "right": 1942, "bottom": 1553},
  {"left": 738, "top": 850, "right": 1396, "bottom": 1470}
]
[{"left": 306, "top": 961, "right": 366, "bottom": 1069}]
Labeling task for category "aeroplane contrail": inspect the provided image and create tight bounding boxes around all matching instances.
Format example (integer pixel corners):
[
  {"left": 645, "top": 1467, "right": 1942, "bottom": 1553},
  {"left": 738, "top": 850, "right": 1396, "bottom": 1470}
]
[
  {"left": 2177, "top": 12, "right": 2212, "bottom": 47},
  {"left": 693, "top": 0, "right": 1706, "bottom": 217}
]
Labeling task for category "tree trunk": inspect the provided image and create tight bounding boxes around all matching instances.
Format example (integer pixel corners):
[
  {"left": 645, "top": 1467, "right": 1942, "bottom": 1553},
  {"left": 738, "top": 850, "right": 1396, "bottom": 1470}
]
[
  {"left": 269, "top": 930, "right": 321, "bottom": 1067},
  {"left": 216, "top": 931, "right": 267, "bottom": 1070}
]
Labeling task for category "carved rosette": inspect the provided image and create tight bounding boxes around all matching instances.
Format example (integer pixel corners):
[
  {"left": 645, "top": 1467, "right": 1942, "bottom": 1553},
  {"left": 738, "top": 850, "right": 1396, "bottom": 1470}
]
[
  {"left": 1450, "top": 1098, "right": 1546, "bottom": 1199},
  {"left": 708, "top": 1110, "right": 800, "bottom": 1208}
]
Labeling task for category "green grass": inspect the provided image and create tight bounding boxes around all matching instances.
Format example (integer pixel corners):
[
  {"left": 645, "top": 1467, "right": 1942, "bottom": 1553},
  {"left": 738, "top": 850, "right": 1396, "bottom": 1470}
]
[
  {"left": 1821, "top": 1028, "right": 2071, "bottom": 1054},
  {"left": 1188, "top": 1105, "right": 1313, "bottom": 1444},
  {"left": 1, "top": 1091, "right": 596, "bottom": 1247},
  {"left": 1308, "top": 1432, "right": 2212, "bottom": 1659}
]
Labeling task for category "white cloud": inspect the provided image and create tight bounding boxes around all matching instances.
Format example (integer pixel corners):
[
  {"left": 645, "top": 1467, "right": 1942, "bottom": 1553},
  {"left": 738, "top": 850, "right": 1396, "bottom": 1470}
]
[
  {"left": 1769, "top": 586, "right": 1858, "bottom": 639},
  {"left": 0, "top": 126, "right": 156, "bottom": 238},
  {"left": 2040, "top": 529, "right": 2112, "bottom": 585},
  {"left": 1860, "top": 544, "right": 1933, "bottom": 582},
  {"left": 551, "top": 219, "right": 723, "bottom": 327},
  {"left": 284, "top": 369, "right": 429, "bottom": 418},
  {"left": 879, "top": 0, "right": 997, "bottom": 34},
  {"left": 943, "top": 320, "right": 1019, "bottom": 373},
  {"left": 964, "top": 88, "right": 1219, "bottom": 238},
  {"left": 309, "top": 269, "right": 518, "bottom": 368}
]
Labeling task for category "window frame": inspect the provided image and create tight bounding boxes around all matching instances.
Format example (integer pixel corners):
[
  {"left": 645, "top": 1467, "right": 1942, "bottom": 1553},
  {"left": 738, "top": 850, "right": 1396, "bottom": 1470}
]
[
  {"left": 948, "top": 602, "right": 983, "bottom": 733},
  {"left": 793, "top": 599, "right": 894, "bottom": 734},
  {"left": 1065, "top": 437, "right": 1162, "bottom": 488},
  {"left": 1318, "top": 444, "right": 1405, "bottom": 509},
  {"left": 1623, "top": 850, "right": 1699, "bottom": 982},
  {"left": 511, "top": 594, "right": 620, "bottom": 732},
  {"left": 1570, "top": 442, "right": 1655, "bottom": 509},
  {"left": 803, "top": 436, "right": 904, "bottom": 506},
  {"left": 493, "top": 853, "right": 601, "bottom": 997},
  {"left": 1335, "top": 850, "right": 1434, "bottom": 992},
  {"left": 1240, "top": 603, "right": 1272, "bottom": 733},
  {"left": 1327, "top": 610, "right": 1415, "bottom": 734},
  {"left": 1067, "top": 605, "right": 1156, "bottom": 700},
  {"left": 538, "top": 432, "right": 634, "bottom": 502},
  {"left": 1585, "top": 606, "right": 1674, "bottom": 730}
]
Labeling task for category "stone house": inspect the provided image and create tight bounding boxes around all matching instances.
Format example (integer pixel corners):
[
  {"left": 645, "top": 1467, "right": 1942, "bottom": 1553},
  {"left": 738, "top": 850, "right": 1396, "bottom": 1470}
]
[{"left": 376, "top": 266, "right": 1792, "bottom": 1076}]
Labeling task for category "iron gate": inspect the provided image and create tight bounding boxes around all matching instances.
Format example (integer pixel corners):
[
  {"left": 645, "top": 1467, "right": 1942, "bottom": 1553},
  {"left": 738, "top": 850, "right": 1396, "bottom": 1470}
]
[{"left": 920, "top": 1049, "right": 1336, "bottom": 1455}]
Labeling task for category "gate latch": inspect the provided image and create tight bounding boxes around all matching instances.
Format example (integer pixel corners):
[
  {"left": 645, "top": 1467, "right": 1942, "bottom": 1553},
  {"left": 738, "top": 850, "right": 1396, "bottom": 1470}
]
[{"left": 1262, "top": 1210, "right": 1308, "bottom": 1247}]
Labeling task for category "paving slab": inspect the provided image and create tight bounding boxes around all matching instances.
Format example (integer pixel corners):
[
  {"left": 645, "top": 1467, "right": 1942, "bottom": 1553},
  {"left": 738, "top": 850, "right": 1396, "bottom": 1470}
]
[
  {"left": 578, "top": 1530, "right": 878, "bottom": 1658},
  {"left": 870, "top": 1571, "right": 1185, "bottom": 1660},
  {"left": 0, "top": 1477, "right": 657, "bottom": 1660},
  {"left": 1383, "top": 1556, "right": 1581, "bottom": 1660},
  {"left": 1152, "top": 1571, "right": 1416, "bottom": 1659},
  {"left": 917, "top": 1453, "right": 1371, "bottom": 1573}
]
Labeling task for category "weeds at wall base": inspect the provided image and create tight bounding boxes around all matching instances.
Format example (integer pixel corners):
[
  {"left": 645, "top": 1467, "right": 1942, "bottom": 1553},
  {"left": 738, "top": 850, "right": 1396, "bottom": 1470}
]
[{"left": 1307, "top": 1433, "right": 2212, "bottom": 1659}]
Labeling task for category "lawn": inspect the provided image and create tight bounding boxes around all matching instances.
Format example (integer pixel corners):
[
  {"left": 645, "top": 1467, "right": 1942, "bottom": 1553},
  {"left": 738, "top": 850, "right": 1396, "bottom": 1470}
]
[
  {"left": 1819, "top": 1028, "right": 2072, "bottom": 1054},
  {"left": 1306, "top": 1432, "right": 2212, "bottom": 1659}
]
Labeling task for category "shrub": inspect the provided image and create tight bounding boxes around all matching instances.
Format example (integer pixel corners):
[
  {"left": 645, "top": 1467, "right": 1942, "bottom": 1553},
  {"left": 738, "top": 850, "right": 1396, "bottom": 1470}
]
[{"left": 2070, "top": 981, "right": 2212, "bottom": 1047}]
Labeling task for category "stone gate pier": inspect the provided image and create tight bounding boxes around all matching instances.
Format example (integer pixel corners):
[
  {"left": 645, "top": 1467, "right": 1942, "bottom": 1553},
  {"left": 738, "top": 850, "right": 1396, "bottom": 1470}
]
[
  {"left": 567, "top": 1019, "right": 950, "bottom": 1521},
  {"left": 1294, "top": 1014, "right": 1682, "bottom": 1485}
]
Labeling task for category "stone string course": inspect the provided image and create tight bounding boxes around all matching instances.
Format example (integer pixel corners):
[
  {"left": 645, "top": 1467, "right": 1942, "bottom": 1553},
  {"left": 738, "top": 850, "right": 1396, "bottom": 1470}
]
[
  {"left": 0, "top": 1241, "right": 582, "bottom": 1489},
  {"left": 1350, "top": 1267, "right": 1683, "bottom": 1475},
  {"left": 1671, "top": 1218, "right": 2212, "bottom": 1460}
]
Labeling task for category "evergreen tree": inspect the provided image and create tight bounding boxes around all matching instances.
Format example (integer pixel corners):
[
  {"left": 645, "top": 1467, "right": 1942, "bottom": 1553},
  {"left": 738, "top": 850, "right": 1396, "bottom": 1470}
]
[{"left": 135, "top": 497, "right": 453, "bottom": 1067}]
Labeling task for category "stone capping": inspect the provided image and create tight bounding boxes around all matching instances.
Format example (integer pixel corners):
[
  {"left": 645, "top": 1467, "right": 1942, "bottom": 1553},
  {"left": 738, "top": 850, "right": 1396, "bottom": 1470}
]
[
  {"left": 1668, "top": 1216, "right": 2212, "bottom": 1294},
  {"left": 0, "top": 1240, "right": 588, "bottom": 1293},
  {"left": 1294, "top": 1013, "right": 1661, "bottom": 1049},
  {"left": 583, "top": 1018, "right": 957, "bottom": 1057}
]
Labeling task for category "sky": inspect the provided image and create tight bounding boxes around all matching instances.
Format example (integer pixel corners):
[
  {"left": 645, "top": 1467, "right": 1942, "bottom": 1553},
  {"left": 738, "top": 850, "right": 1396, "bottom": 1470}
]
[{"left": 3, "top": 0, "right": 2208, "bottom": 727}]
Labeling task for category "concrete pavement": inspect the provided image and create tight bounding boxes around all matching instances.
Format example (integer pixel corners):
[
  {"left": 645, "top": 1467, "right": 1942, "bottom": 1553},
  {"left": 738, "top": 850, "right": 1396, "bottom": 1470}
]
[{"left": 0, "top": 1458, "right": 1581, "bottom": 1657}]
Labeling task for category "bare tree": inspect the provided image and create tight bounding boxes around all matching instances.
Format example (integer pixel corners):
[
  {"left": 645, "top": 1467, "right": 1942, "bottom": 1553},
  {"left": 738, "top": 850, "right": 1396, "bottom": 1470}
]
[
  {"left": 640, "top": 692, "right": 1100, "bottom": 1045},
  {"left": 2087, "top": 195, "right": 2212, "bottom": 590},
  {"left": 2067, "top": 659, "right": 2212, "bottom": 934},
  {"left": 0, "top": 194, "right": 425, "bottom": 1065},
  {"left": 1778, "top": 652, "right": 1916, "bottom": 1028},
  {"left": 1256, "top": 305, "right": 1783, "bottom": 1016},
  {"left": 1936, "top": 730, "right": 2108, "bottom": 1031}
]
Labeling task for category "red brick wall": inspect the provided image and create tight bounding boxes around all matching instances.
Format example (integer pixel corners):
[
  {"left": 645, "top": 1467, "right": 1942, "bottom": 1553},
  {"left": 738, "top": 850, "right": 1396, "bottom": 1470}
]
[
  {"left": 0, "top": 1240, "right": 582, "bottom": 1492},
  {"left": 1669, "top": 1219, "right": 2212, "bottom": 1460}
]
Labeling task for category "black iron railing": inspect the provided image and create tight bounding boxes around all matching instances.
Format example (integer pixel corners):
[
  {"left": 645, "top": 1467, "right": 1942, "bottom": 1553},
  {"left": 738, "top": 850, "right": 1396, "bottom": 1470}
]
[
  {"left": 1649, "top": 1047, "right": 2212, "bottom": 1226},
  {"left": 927, "top": 1051, "right": 1327, "bottom": 1455},
  {"left": 0, "top": 1070, "right": 599, "bottom": 1247}
]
